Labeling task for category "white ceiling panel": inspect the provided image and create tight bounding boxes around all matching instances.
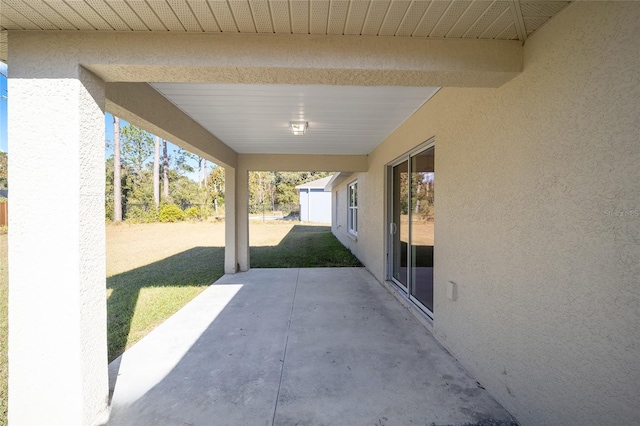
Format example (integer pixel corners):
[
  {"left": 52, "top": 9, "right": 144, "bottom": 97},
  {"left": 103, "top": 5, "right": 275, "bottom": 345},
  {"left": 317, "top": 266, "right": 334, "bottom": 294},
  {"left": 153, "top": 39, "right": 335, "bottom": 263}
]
[
  {"left": 228, "top": 0, "right": 257, "bottom": 33},
  {"left": 108, "top": 0, "right": 149, "bottom": 31},
  {"left": 379, "top": 0, "right": 410, "bottom": 36},
  {"left": 413, "top": 1, "right": 450, "bottom": 37},
  {"left": 0, "top": 0, "right": 572, "bottom": 61},
  {"left": 327, "top": 0, "right": 349, "bottom": 35},
  {"left": 25, "top": 1, "right": 81, "bottom": 30},
  {"left": 5, "top": 0, "right": 58, "bottom": 30},
  {"left": 54, "top": 0, "right": 113, "bottom": 30},
  {"left": 166, "top": 0, "right": 203, "bottom": 32},
  {"left": 83, "top": 0, "right": 131, "bottom": 31},
  {"left": 343, "top": 0, "right": 369, "bottom": 35},
  {"left": 186, "top": 0, "right": 220, "bottom": 32},
  {"left": 208, "top": 1, "right": 238, "bottom": 32},
  {"left": 396, "top": 1, "right": 430, "bottom": 37},
  {"left": 250, "top": 0, "right": 275, "bottom": 33},
  {"left": 430, "top": 1, "right": 470, "bottom": 38},
  {"left": 290, "top": 0, "right": 309, "bottom": 34},
  {"left": 270, "top": 0, "right": 292, "bottom": 33},
  {"left": 310, "top": 0, "right": 330, "bottom": 35},
  {"left": 361, "top": 0, "right": 390, "bottom": 36},
  {"left": 150, "top": 83, "right": 439, "bottom": 155}
]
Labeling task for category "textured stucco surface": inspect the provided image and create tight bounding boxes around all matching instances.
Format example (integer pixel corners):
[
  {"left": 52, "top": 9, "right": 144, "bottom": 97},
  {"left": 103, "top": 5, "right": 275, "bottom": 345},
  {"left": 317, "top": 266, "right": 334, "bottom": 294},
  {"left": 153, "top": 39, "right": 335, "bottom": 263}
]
[
  {"left": 8, "top": 31, "right": 522, "bottom": 87},
  {"left": 8, "top": 66, "right": 109, "bottom": 424},
  {"left": 335, "top": 3, "right": 640, "bottom": 425}
]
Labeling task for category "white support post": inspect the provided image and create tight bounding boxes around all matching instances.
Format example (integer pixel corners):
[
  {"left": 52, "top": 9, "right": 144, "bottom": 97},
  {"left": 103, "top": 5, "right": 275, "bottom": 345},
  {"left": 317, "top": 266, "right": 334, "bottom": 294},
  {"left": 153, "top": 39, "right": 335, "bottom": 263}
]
[
  {"left": 237, "top": 169, "right": 250, "bottom": 271},
  {"left": 8, "top": 66, "right": 109, "bottom": 425},
  {"left": 224, "top": 166, "right": 250, "bottom": 273},
  {"left": 224, "top": 166, "right": 237, "bottom": 274}
]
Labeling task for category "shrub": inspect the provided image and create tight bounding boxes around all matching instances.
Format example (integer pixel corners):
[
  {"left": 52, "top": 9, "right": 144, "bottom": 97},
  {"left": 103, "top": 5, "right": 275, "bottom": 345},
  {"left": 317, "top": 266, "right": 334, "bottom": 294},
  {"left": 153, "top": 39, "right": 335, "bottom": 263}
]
[
  {"left": 159, "top": 203, "right": 185, "bottom": 223},
  {"left": 145, "top": 208, "right": 159, "bottom": 223},
  {"left": 125, "top": 205, "right": 146, "bottom": 223},
  {"left": 185, "top": 206, "right": 201, "bottom": 221}
]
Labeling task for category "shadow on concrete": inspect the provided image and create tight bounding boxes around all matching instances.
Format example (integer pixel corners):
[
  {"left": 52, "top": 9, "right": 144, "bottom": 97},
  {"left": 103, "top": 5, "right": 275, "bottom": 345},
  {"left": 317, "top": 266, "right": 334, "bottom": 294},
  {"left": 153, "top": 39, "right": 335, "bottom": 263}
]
[
  {"left": 106, "top": 268, "right": 517, "bottom": 426},
  {"left": 109, "top": 225, "right": 356, "bottom": 363},
  {"left": 107, "top": 224, "right": 358, "bottom": 401}
]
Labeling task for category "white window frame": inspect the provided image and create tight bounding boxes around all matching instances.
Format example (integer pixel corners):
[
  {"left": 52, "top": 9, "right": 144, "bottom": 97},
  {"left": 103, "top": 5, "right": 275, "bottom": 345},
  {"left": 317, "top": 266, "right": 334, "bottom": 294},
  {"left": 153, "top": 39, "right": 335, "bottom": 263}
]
[{"left": 348, "top": 181, "right": 358, "bottom": 236}]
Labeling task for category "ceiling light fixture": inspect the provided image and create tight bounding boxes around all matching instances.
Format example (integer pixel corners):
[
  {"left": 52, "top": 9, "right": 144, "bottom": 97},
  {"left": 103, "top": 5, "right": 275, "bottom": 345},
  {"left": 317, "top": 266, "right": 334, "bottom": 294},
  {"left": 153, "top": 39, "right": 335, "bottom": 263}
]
[{"left": 290, "top": 121, "right": 308, "bottom": 136}]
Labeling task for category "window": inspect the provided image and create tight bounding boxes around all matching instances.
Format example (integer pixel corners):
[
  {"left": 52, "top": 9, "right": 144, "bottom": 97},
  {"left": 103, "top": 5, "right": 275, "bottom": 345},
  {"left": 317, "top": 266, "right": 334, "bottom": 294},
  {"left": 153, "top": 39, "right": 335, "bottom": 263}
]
[{"left": 348, "top": 181, "right": 358, "bottom": 235}]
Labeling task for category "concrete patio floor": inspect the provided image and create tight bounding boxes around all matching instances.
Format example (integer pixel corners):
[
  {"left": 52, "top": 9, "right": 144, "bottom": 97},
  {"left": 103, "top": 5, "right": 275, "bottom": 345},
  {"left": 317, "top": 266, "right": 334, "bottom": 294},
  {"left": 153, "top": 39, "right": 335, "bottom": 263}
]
[{"left": 107, "top": 268, "right": 516, "bottom": 426}]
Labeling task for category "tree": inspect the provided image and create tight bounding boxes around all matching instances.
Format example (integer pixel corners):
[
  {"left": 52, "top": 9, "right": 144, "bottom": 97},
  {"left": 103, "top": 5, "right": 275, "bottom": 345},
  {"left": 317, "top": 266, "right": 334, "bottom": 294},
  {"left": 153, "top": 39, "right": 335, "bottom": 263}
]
[
  {"left": 162, "top": 140, "right": 169, "bottom": 201},
  {"left": 203, "top": 160, "right": 209, "bottom": 189},
  {"left": 113, "top": 116, "right": 122, "bottom": 222},
  {"left": 171, "top": 148, "right": 195, "bottom": 176},
  {"left": 207, "top": 165, "right": 225, "bottom": 214},
  {"left": 153, "top": 135, "right": 160, "bottom": 209},
  {"left": 0, "top": 152, "right": 7, "bottom": 190},
  {"left": 117, "top": 125, "right": 156, "bottom": 218},
  {"left": 121, "top": 125, "right": 154, "bottom": 177},
  {"left": 249, "top": 171, "right": 276, "bottom": 213}
]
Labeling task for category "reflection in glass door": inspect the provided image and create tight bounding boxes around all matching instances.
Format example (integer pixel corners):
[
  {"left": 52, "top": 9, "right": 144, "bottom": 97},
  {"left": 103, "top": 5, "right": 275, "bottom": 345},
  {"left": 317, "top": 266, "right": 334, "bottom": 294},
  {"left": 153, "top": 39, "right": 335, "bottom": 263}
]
[
  {"left": 410, "top": 148, "right": 434, "bottom": 312},
  {"left": 391, "top": 160, "right": 408, "bottom": 291},
  {"left": 389, "top": 143, "right": 434, "bottom": 315}
]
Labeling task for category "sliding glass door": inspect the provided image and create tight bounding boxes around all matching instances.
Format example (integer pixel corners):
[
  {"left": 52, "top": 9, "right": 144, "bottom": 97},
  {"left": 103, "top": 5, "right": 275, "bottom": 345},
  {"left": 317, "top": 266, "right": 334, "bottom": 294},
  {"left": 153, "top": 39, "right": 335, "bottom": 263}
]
[
  {"left": 388, "top": 143, "right": 435, "bottom": 315},
  {"left": 391, "top": 160, "right": 409, "bottom": 291}
]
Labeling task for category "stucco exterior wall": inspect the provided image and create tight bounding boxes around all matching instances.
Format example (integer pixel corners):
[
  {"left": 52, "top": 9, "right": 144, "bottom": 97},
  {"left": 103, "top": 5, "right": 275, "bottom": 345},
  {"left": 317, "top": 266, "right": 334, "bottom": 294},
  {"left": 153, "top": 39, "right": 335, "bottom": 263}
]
[
  {"left": 332, "top": 176, "right": 360, "bottom": 256},
  {"left": 338, "top": 3, "right": 640, "bottom": 425},
  {"left": 8, "top": 66, "right": 109, "bottom": 424}
]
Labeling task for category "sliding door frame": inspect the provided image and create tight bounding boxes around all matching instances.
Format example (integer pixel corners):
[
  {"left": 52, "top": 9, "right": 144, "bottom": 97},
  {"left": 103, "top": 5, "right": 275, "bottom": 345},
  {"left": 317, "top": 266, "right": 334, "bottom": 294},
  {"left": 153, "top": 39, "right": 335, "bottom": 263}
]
[{"left": 386, "top": 138, "right": 435, "bottom": 318}]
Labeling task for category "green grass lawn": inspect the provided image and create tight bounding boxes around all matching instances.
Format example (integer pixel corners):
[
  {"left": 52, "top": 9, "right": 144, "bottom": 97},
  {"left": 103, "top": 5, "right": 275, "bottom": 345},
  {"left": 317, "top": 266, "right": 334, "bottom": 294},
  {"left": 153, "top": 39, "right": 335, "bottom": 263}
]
[
  {"left": 250, "top": 224, "right": 362, "bottom": 268},
  {"left": 0, "top": 221, "right": 361, "bottom": 422},
  {"left": 107, "top": 246, "right": 225, "bottom": 361}
]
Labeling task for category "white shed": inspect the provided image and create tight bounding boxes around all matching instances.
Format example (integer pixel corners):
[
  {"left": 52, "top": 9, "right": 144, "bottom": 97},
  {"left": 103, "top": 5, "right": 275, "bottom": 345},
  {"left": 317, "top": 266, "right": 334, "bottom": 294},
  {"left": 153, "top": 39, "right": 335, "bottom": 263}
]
[{"left": 296, "top": 176, "right": 332, "bottom": 224}]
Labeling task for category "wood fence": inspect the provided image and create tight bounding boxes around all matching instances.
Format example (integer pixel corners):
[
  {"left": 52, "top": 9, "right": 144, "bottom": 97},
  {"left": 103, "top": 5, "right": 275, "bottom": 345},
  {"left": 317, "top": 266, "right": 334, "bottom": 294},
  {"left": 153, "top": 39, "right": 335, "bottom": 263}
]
[{"left": 0, "top": 201, "right": 7, "bottom": 227}]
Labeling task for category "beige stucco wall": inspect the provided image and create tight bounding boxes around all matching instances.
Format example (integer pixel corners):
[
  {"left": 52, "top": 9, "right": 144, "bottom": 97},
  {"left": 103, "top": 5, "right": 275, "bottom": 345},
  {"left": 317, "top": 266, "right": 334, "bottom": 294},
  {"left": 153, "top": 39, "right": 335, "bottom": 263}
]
[
  {"left": 335, "top": 3, "right": 640, "bottom": 425},
  {"left": 331, "top": 175, "right": 358, "bottom": 254}
]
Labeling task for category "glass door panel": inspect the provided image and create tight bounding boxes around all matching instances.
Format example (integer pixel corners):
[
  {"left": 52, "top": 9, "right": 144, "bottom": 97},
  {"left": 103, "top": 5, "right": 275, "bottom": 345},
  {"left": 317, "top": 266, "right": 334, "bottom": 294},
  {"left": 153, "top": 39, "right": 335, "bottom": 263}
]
[
  {"left": 391, "top": 160, "right": 409, "bottom": 290},
  {"left": 409, "top": 147, "right": 434, "bottom": 312}
]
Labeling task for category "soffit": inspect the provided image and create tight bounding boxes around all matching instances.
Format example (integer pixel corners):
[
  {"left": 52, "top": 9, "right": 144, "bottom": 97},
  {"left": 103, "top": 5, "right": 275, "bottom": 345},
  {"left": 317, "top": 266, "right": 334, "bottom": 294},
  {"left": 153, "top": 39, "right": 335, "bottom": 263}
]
[
  {"left": 0, "top": 1, "right": 571, "bottom": 63},
  {"left": 150, "top": 83, "right": 439, "bottom": 155}
]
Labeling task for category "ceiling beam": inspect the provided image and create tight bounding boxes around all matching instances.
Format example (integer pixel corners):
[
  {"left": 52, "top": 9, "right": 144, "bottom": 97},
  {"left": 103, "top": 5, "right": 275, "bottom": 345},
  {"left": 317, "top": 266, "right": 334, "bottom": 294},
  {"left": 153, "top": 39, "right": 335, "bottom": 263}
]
[
  {"left": 238, "top": 154, "right": 368, "bottom": 172},
  {"left": 10, "top": 31, "right": 522, "bottom": 88},
  {"left": 105, "top": 82, "right": 237, "bottom": 169}
]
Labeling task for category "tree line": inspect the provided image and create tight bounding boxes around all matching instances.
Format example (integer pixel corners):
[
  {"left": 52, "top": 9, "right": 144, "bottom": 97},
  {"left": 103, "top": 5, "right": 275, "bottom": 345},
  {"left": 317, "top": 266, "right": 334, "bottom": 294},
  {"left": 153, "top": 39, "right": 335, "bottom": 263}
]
[
  {"left": 107, "top": 118, "right": 330, "bottom": 223},
  {"left": 107, "top": 117, "right": 224, "bottom": 222}
]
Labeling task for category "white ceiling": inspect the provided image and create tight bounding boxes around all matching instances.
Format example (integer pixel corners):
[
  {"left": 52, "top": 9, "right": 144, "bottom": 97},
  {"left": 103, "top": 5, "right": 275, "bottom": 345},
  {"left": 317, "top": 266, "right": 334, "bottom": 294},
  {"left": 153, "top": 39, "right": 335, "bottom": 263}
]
[{"left": 151, "top": 83, "right": 439, "bottom": 155}]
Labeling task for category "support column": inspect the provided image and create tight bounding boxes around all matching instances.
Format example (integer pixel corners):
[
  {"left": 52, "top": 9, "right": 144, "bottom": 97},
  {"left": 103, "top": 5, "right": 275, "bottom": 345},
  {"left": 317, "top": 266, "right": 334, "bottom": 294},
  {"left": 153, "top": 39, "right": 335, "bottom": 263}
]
[
  {"left": 8, "top": 66, "right": 108, "bottom": 424},
  {"left": 237, "top": 168, "right": 250, "bottom": 271},
  {"left": 224, "top": 166, "right": 237, "bottom": 273},
  {"left": 224, "top": 167, "right": 249, "bottom": 273}
]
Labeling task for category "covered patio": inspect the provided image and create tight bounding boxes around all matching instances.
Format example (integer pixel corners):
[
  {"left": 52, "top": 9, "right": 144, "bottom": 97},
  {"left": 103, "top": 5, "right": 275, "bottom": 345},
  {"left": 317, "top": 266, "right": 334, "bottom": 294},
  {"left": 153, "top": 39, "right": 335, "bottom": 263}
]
[
  {"left": 3, "top": 1, "right": 639, "bottom": 425},
  {"left": 108, "top": 268, "right": 513, "bottom": 425}
]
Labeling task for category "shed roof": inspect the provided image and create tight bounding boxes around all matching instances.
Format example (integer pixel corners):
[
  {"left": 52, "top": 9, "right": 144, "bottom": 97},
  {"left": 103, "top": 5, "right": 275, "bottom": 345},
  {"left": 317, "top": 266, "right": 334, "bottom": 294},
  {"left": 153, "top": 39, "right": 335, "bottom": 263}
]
[{"left": 295, "top": 175, "right": 333, "bottom": 191}]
